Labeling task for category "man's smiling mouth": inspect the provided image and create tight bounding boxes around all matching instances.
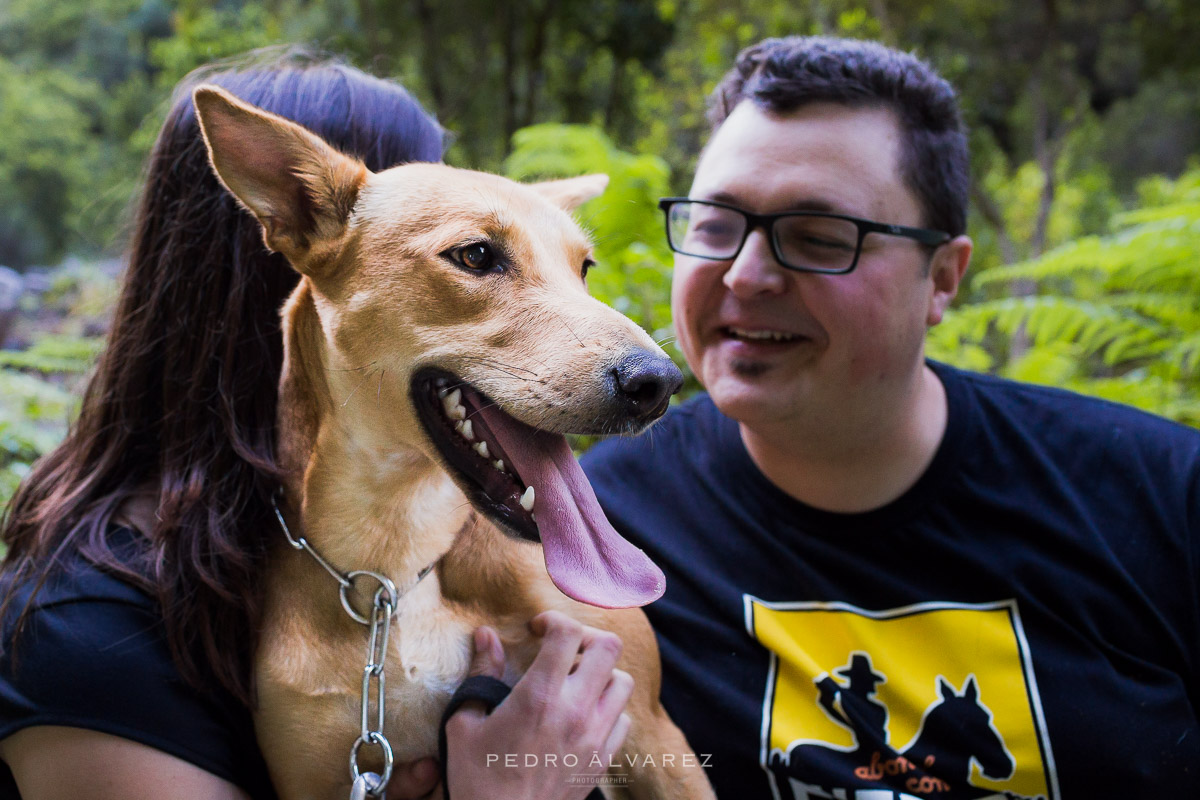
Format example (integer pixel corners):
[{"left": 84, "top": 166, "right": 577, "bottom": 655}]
[{"left": 724, "top": 326, "right": 806, "bottom": 343}]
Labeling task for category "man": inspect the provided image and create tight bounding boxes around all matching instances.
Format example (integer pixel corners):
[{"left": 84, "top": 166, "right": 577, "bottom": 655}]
[{"left": 582, "top": 36, "right": 1200, "bottom": 799}]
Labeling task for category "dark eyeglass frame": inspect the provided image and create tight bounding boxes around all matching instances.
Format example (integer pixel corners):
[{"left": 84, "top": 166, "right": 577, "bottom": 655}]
[{"left": 658, "top": 197, "right": 952, "bottom": 275}]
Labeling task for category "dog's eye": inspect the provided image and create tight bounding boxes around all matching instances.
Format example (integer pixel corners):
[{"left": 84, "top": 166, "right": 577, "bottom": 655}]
[
  {"left": 448, "top": 243, "right": 497, "bottom": 271},
  {"left": 582, "top": 258, "right": 596, "bottom": 280}
]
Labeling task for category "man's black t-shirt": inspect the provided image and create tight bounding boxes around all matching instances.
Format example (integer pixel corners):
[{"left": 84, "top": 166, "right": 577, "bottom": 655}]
[
  {"left": 0, "top": 530, "right": 277, "bottom": 799},
  {"left": 583, "top": 361, "right": 1200, "bottom": 799}
]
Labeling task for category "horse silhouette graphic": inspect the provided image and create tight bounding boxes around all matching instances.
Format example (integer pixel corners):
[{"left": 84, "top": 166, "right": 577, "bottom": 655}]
[{"left": 769, "top": 653, "right": 1038, "bottom": 799}]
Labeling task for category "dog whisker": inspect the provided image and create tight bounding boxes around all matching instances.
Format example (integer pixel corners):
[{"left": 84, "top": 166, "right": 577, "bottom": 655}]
[
  {"left": 456, "top": 355, "right": 541, "bottom": 376},
  {"left": 454, "top": 357, "right": 549, "bottom": 384},
  {"left": 341, "top": 368, "right": 378, "bottom": 407},
  {"left": 588, "top": 230, "right": 621, "bottom": 247},
  {"left": 552, "top": 312, "right": 586, "bottom": 347},
  {"left": 327, "top": 360, "right": 379, "bottom": 373},
  {"left": 465, "top": 399, "right": 503, "bottom": 420},
  {"left": 577, "top": 206, "right": 602, "bottom": 230}
]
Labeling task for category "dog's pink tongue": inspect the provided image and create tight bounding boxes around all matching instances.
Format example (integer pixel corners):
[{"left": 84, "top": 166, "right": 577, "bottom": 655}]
[{"left": 481, "top": 413, "right": 664, "bottom": 608}]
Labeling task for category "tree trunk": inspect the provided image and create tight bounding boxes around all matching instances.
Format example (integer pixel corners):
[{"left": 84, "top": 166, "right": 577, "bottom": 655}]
[
  {"left": 501, "top": 2, "right": 519, "bottom": 145},
  {"left": 1011, "top": 0, "right": 1063, "bottom": 363},
  {"left": 414, "top": 0, "right": 447, "bottom": 112},
  {"left": 519, "top": 1, "right": 554, "bottom": 132},
  {"left": 971, "top": 184, "right": 1020, "bottom": 266},
  {"left": 870, "top": 0, "right": 896, "bottom": 44},
  {"left": 1029, "top": 72, "right": 1056, "bottom": 260},
  {"left": 605, "top": 57, "right": 626, "bottom": 133},
  {"left": 356, "top": 0, "right": 383, "bottom": 64}
]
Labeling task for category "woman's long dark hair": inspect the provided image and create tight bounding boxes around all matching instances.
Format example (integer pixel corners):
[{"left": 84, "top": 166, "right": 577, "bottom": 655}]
[{"left": 0, "top": 47, "right": 444, "bottom": 705}]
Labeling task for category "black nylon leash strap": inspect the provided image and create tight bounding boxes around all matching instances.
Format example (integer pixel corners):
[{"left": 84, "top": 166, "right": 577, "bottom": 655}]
[{"left": 437, "top": 675, "right": 603, "bottom": 800}]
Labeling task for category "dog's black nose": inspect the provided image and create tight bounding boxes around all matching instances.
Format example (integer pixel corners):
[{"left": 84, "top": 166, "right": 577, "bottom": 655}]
[{"left": 610, "top": 352, "right": 684, "bottom": 419}]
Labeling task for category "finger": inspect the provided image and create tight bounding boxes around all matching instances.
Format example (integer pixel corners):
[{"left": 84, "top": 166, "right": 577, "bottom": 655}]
[
  {"left": 448, "top": 628, "right": 507, "bottom": 734},
  {"left": 599, "top": 712, "right": 633, "bottom": 762},
  {"left": 593, "top": 668, "right": 635, "bottom": 727},
  {"left": 444, "top": 694, "right": 495, "bottom": 744},
  {"left": 522, "top": 611, "right": 584, "bottom": 696},
  {"left": 567, "top": 627, "right": 624, "bottom": 700},
  {"left": 577, "top": 625, "right": 623, "bottom": 665},
  {"left": 384, "top": 757, "right": 440, "bottom": 800},
  {"left": 467, "top": 626, "right": 505, "bottom": 679}
]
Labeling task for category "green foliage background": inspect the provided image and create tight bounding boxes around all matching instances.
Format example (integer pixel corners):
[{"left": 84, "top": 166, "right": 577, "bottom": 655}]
[{"left": 2, "top": 0, "right": 1199, "bottom": 506}]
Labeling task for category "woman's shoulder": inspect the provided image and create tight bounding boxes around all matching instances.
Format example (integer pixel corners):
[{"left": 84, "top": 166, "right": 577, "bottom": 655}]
[
  {"left": 1, "top": 539, "right": 153, "bottom": 618},
  {"left": 0, "top": 529, "right": 276, "bottom": 799}
]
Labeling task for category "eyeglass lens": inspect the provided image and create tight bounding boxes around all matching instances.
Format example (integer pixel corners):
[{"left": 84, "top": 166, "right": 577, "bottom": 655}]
[{"left": 667, "top": 201, "right": 860, "bottom": 273}]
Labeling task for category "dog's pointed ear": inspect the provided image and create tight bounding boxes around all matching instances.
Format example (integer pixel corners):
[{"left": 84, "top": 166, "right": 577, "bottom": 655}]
[
  {"left": 192, "top": 85, "right": 368, "bottom": 271},
  {"left": 530, "top": 174, "right": 609, "bottom": 211}
]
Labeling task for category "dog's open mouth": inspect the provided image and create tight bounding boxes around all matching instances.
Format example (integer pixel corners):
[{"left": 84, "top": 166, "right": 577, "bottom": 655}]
[
  {"left": 414, "top": 370, "right": 539, "bottom": 542},
  {"left": 412, "top": 368, "right": 665, "bottom": 609}
]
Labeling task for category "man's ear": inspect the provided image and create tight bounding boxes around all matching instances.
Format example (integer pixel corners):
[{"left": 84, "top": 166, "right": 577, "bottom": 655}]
[
  {"left": 530, "top": 174, "right": 609, "bottom": 211},
  {"left": 192, "top": 85, "right": 368, "bottom": 271},
  {"left": 926, "top": 235, "right": 972, "bottom": 326}
]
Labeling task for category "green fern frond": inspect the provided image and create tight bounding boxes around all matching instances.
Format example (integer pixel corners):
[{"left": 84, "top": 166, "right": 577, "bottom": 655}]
[
  {"left": 1163, "top": 332, "right": 1200, "bottom": 375},
  {"left": 925, "top": 335, "right": 994, "bottom": 372},
  {"left": 1114, "top": 255, "right": 1200, "bottom": 295},
  {"left": 938, "top": 297, "right": 1170, "bottom": 362},
  {"left": 974, "top": 185, "right": 1199, "bottom": 297},
  {"left": 1063, "top": 374, "right": 1182, "bottom": 414},
  {"left": 1002, "top": 341, "right": 1083, "bottom": 385},
  {"left": 1105, "top": 293, "right": 1200, "bottom": 331},
  {"left": 972, "top": 237, "right": 1107, "bottom": 287},
  {"left": 1116, "top": 202, "right": 1200, "bottom": 227}
]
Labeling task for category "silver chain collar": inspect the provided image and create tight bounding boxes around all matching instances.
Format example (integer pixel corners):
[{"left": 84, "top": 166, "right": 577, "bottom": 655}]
[{"left": 271, "top": 490, "right": 434, "bottom": 798}]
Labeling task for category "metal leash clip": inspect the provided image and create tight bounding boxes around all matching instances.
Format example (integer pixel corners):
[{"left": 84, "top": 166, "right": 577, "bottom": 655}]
[
  {"left": 349, "top": 772, "right": 383, "bottom": 800},
  {"left": 348, "top": 584, "right": 397, "bottom": 797}
]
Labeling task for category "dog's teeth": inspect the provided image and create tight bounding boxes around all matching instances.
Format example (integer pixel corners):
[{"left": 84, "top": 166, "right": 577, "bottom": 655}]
[
  {"left": 530, "top": 512, "right": 537, "bottom": 523},
  {"left": 442, "top": 389, "right": 465, "bottom": 419},
  {"left": 519, "top": 486, "right": 535, "bottom": 511},
  {"left": 493, "top": 459, "right": 506, "bottom": 473},
  {"left": 455, "top": 419, "right": 475, "bottom": 440},
  {"left": 473, "top": 441, "right": 490, "bottom": 459}
]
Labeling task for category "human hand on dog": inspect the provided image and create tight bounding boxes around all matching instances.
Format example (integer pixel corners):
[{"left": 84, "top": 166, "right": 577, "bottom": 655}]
[
  {"left": 439, "top": 610, "right": 634, "bottom": 800},
  {"left": 385, "top": 758, "right": 439, "bottom": 799},
  {"left": 385, "top": 611, "right": 633, "bottom": 800}
]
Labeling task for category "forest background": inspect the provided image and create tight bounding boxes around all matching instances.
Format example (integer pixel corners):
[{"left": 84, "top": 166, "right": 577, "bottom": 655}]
[{"left": 1, "top": 0, "right": 1199, "bottom": 502}]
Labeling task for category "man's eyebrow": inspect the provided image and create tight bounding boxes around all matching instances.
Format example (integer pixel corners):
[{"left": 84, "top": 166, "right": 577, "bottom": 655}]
[{"left": 703, "top": 191, "right": 849, "bottom": 215}]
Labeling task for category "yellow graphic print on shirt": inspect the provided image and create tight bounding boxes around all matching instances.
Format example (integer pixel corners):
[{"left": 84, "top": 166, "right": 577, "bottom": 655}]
[{"left": 744, "top": 598, "right": 1059, "bottom": 800}]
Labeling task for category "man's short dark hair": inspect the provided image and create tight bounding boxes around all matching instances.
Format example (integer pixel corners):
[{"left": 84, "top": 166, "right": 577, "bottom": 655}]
[{"left": 710, "top": 36, "right": 968, "bottom": 237}]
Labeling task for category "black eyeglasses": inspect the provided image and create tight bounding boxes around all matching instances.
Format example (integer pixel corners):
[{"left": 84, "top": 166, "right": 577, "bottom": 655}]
[{"left": 658, "top": 197, "right": 951, "bottom": 275}]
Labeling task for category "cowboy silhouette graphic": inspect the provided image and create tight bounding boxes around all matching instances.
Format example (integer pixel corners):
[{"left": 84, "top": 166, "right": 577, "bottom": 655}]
[
  {"left": 770, "top": 653, "right": 1036, "bottom": 800},
  {"left": 815, "top": 653, "right": 889, "bottom": 754}
]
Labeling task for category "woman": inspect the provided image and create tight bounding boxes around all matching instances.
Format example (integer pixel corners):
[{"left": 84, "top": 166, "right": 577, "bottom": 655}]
[{"left": 0, "top": 48, "right": 628, "bottom": 800}]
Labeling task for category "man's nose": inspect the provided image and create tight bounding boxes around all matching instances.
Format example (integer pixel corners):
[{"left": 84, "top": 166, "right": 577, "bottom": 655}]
[{"left": 721, "top": 228, "right": 788, "bottom": 297}]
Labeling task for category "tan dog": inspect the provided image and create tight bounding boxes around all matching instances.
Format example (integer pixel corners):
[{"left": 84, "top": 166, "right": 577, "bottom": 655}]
[{"left": 193, "top": 86, "right": 715, "bottom": 800}]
